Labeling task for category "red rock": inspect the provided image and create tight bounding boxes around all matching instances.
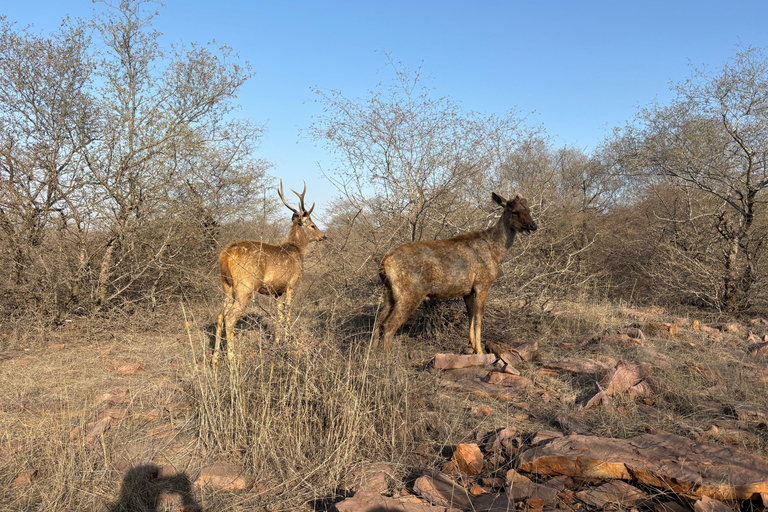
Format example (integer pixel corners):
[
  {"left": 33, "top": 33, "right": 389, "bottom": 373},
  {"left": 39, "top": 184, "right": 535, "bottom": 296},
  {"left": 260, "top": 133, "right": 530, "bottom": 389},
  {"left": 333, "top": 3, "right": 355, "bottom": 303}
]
[
  {"left": 505, "top": 469, "right": 558, "bottom": 504},
  {"left": 485, "top": 340, "right": 539, "bottom": 365},
  {"left": 484, "top": 371, "right": 532, "bottom": 390},
  {"left": 441, "top": 460, "right": 460, "bottom": 475},
  {"left": 469, "top": 484, "right": 485, "bottom": 496},
  {"left": 484, "top": 427, "right": 517, "bottom": 453},
  {"left": 95, "top": 389, "right": 130, "bottom": 405},
  {"left": 452, "top": 443, "right": 483, "bottom": 475},
  {"left": 194, "top": 462, "right": 247, "bottom": 491},
  {"left": 471, "top": 493, "right": 517, "bottom": 511},
  {"left": 340, "top": 462, "right": 392, "bottom": 495},
  {"left": 494, "top": 358, "right": 521, "bottom": 375},
  {"left": 583, "top": 360, "right": 656, "bottom": 409},
  {"left": 727, "top": 405, "right": 768, "bottom": 426},
  {"left": 334, "top": 491, "right": 445, "bottom": 512},
  {"left": 84, "top": 434, "right": 101, "bottom": 450},
  {"left": 654, "top": 501, "right": 690, "bottom": 512},
  {"left": 531, "top": 430, "right": 563, "bottom": 446},
  {"left": 437, "top": 367, "right": 529, "bottom": 401},
  {"left": 749, "top": 342, "right": 768, "bottom": 358},
  {"left": 12, "top": 469, "right": 37, "bottom": 486},
  {"left": 413, "top": 472, "right": 472, "bottom": 510},
  {"left": 86, "top": 416, "right": 112, "bottom": 438},
  {"left": 693, "top": 495, "right": 733, "bottom": 512},
  {"left": 69, "top": 426, "right": 82, "bottom": 441},
  {"left": 434, "top": 353, "right": 497, "bottom": 370},
  {"left": 117, "top": 362, "right": 145, "bottom": 375},
  {"left": 575, "top": 480, "right": 650, "bottom": 509},
  {"left": 99, "top": 407, "right": 128, "bottom": 421},
  {"left": 471, "top": 405, "right": 493, "bottom": 417},
  {"left": 519, "top": 432, "right": 768, "bottom": 500}
]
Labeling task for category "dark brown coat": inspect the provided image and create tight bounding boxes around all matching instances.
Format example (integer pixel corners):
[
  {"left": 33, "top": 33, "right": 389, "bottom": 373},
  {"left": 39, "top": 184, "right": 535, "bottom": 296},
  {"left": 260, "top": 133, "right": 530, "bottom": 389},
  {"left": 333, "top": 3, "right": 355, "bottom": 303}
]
[{"left": 378, "top": 192, "right": 537, "bottom": 354}]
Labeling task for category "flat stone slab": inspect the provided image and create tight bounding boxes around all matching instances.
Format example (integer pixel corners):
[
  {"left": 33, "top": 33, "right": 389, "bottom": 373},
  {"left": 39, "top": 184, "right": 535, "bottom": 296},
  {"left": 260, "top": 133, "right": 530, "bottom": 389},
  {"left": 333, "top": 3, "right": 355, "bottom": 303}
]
[
  {"left": 519, "top": 432, "right": 768, "bottom": 500},
  {"left": 434, "top": 353, "right": 497, "bottom": 370},
  {"left": 334, "top": 491, "right": 446, "bottom": 512},
  {"left": 575, "top": 480, "right": 651, "bottom": 509},
  {"left": 436, "top": 367, "right": 531, "bottom": 401}
]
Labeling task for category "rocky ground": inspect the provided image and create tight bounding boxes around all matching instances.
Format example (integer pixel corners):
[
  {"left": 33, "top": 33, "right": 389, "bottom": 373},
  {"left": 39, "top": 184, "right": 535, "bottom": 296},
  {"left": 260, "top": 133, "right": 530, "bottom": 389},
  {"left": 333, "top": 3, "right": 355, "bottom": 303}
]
[
  {"left": 331, "top": 312, "right": 768, "bottom": 512},
  {"left": 2, "top": 306, "right": 768, "bottom": 511}
]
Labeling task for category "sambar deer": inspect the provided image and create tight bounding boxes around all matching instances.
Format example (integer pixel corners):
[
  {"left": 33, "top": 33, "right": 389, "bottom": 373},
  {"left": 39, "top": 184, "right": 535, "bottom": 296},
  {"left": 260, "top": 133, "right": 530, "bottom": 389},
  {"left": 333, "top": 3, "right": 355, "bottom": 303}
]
[
  {"left": 377, "top": 192, "right": 537, "bottom": 354},
  {"left": 214, "top": 180, "right": 326, "bottom": 365}
]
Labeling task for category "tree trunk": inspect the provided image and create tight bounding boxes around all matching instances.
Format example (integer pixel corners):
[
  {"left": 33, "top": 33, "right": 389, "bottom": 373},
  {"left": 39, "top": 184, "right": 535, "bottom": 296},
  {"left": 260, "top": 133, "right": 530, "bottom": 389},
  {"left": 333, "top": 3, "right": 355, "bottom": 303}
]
[
  {"left": 723, "top": 235, "right": 741, "bottom": 313},
  {"left": 97, "top": 238, "right": 117, "bottom": 308}
]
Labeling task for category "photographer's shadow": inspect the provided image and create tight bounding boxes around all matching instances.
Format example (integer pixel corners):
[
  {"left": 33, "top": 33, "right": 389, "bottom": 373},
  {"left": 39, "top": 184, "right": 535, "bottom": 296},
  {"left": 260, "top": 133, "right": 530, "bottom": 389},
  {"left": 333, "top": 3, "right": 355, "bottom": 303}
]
[{"left": 109, "top": 464, "right": 201, "bottom": 512}]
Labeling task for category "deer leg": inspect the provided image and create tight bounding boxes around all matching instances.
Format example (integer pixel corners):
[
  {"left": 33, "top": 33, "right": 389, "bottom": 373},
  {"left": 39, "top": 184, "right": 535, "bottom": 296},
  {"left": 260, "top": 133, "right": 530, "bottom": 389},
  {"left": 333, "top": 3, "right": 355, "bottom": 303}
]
[
  {"left": 374, "top": 286, "right": 395, "bottom": 349},
  {"left": 282, "top": 287, "right": 294, "bottom": 341},
  {"left": 463, "top": 293, "right": 478, "bottom": 353},
  {"left": 472, "top": 290, "right": 489, "bottom": 354},
  {"left": 214, "top": 297, "right": 232, "bottom": 367},
  {"left": 224, "top": 301, "right": 243, "bottom": 363},
  {"left": 224, "top": 284, "right": 251, "bottom": 363},
  {"left": 381, "top": 293, "right": 422, "bottom": 353},
  {"left": 276, "top": 299, "right": 283, "bottom": 343}
]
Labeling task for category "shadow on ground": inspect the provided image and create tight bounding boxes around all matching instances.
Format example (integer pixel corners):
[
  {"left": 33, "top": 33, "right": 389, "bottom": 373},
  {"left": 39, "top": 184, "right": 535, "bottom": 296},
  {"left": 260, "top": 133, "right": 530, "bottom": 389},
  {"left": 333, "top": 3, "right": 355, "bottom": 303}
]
[{"left": 109, "top": 464, "right": 201, "bottom": 512}]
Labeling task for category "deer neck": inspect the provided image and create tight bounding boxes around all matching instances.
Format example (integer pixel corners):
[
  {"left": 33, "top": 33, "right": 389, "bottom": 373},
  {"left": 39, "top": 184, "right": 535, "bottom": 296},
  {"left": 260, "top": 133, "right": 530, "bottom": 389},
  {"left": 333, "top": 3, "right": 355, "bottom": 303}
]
[
  {"left": 486, "top": 214, "right": 517, "bottom": 255},
  {"left": 282, "top": 223, "right": 308, "bottom": 252}
]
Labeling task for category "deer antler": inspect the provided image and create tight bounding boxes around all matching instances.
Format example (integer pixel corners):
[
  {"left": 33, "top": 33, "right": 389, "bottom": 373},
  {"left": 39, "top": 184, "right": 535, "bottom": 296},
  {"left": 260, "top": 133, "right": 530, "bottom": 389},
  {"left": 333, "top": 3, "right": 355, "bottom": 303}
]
[
  {"left": 290, "top": 180, "right": 315, "bottom": 216},
  {"left": 278, "top": 180, "right": 300, "bottom": 216}
]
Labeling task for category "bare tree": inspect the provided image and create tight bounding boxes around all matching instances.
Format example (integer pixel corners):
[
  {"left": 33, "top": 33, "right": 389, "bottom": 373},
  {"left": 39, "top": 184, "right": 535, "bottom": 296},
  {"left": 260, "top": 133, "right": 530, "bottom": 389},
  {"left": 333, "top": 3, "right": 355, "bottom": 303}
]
[
  {"left": 617, "top": 46, "right": 768, "bottom": 312},
  {"left": 0, "top": 2, "right": 269, "bottom": 316},
  {"left": 85, "top": 0, "right": 261, "bottom": 308},
  {"left": 309, "top": 55, "right": 531, "bottom": 246},
  {"left": 0, "top": 15, "right": 94, "bottom": 312}
]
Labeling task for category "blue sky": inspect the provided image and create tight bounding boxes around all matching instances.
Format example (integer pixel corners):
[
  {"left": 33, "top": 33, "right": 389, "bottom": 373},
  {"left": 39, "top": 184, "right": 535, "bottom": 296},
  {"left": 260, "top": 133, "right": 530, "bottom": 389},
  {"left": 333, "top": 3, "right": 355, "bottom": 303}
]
[{"left": 5, "top": 1, "right": 768, "bottom": 214}]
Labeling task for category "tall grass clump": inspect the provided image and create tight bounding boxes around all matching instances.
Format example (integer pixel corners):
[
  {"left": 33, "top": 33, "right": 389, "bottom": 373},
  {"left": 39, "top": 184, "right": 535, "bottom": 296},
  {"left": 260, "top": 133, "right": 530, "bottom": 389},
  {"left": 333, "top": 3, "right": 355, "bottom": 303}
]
[{"left": 189, "top": 319, "right": 424, "bottom": 505}]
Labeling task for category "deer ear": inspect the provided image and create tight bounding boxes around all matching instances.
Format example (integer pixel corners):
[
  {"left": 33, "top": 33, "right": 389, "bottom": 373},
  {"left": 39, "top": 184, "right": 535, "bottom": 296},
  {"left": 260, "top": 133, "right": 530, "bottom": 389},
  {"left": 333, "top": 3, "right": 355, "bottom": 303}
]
[
  {"left": 292, "top": 212, "right": 303, "bottom": 225},
  {"left": 492, "top": 192, "right": 507, "bottom": 206}
]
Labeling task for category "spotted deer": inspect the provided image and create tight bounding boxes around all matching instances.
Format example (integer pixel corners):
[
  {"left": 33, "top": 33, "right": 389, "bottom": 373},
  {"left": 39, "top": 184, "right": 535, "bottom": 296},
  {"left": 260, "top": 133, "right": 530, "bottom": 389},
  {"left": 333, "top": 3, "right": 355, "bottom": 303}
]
[
  {"left": 377, "top": 192, "right": 537, "bottom": 354},
  {"left": 214, "top": 181, "right": 326, "bottom": 365}
]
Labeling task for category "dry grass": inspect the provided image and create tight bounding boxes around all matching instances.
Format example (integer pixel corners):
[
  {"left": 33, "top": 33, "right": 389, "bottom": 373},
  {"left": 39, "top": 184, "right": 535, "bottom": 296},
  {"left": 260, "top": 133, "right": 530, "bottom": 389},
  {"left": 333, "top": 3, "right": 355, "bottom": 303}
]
[{"left": 1, "top": 294, "right": 768, "bottom": 511}]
